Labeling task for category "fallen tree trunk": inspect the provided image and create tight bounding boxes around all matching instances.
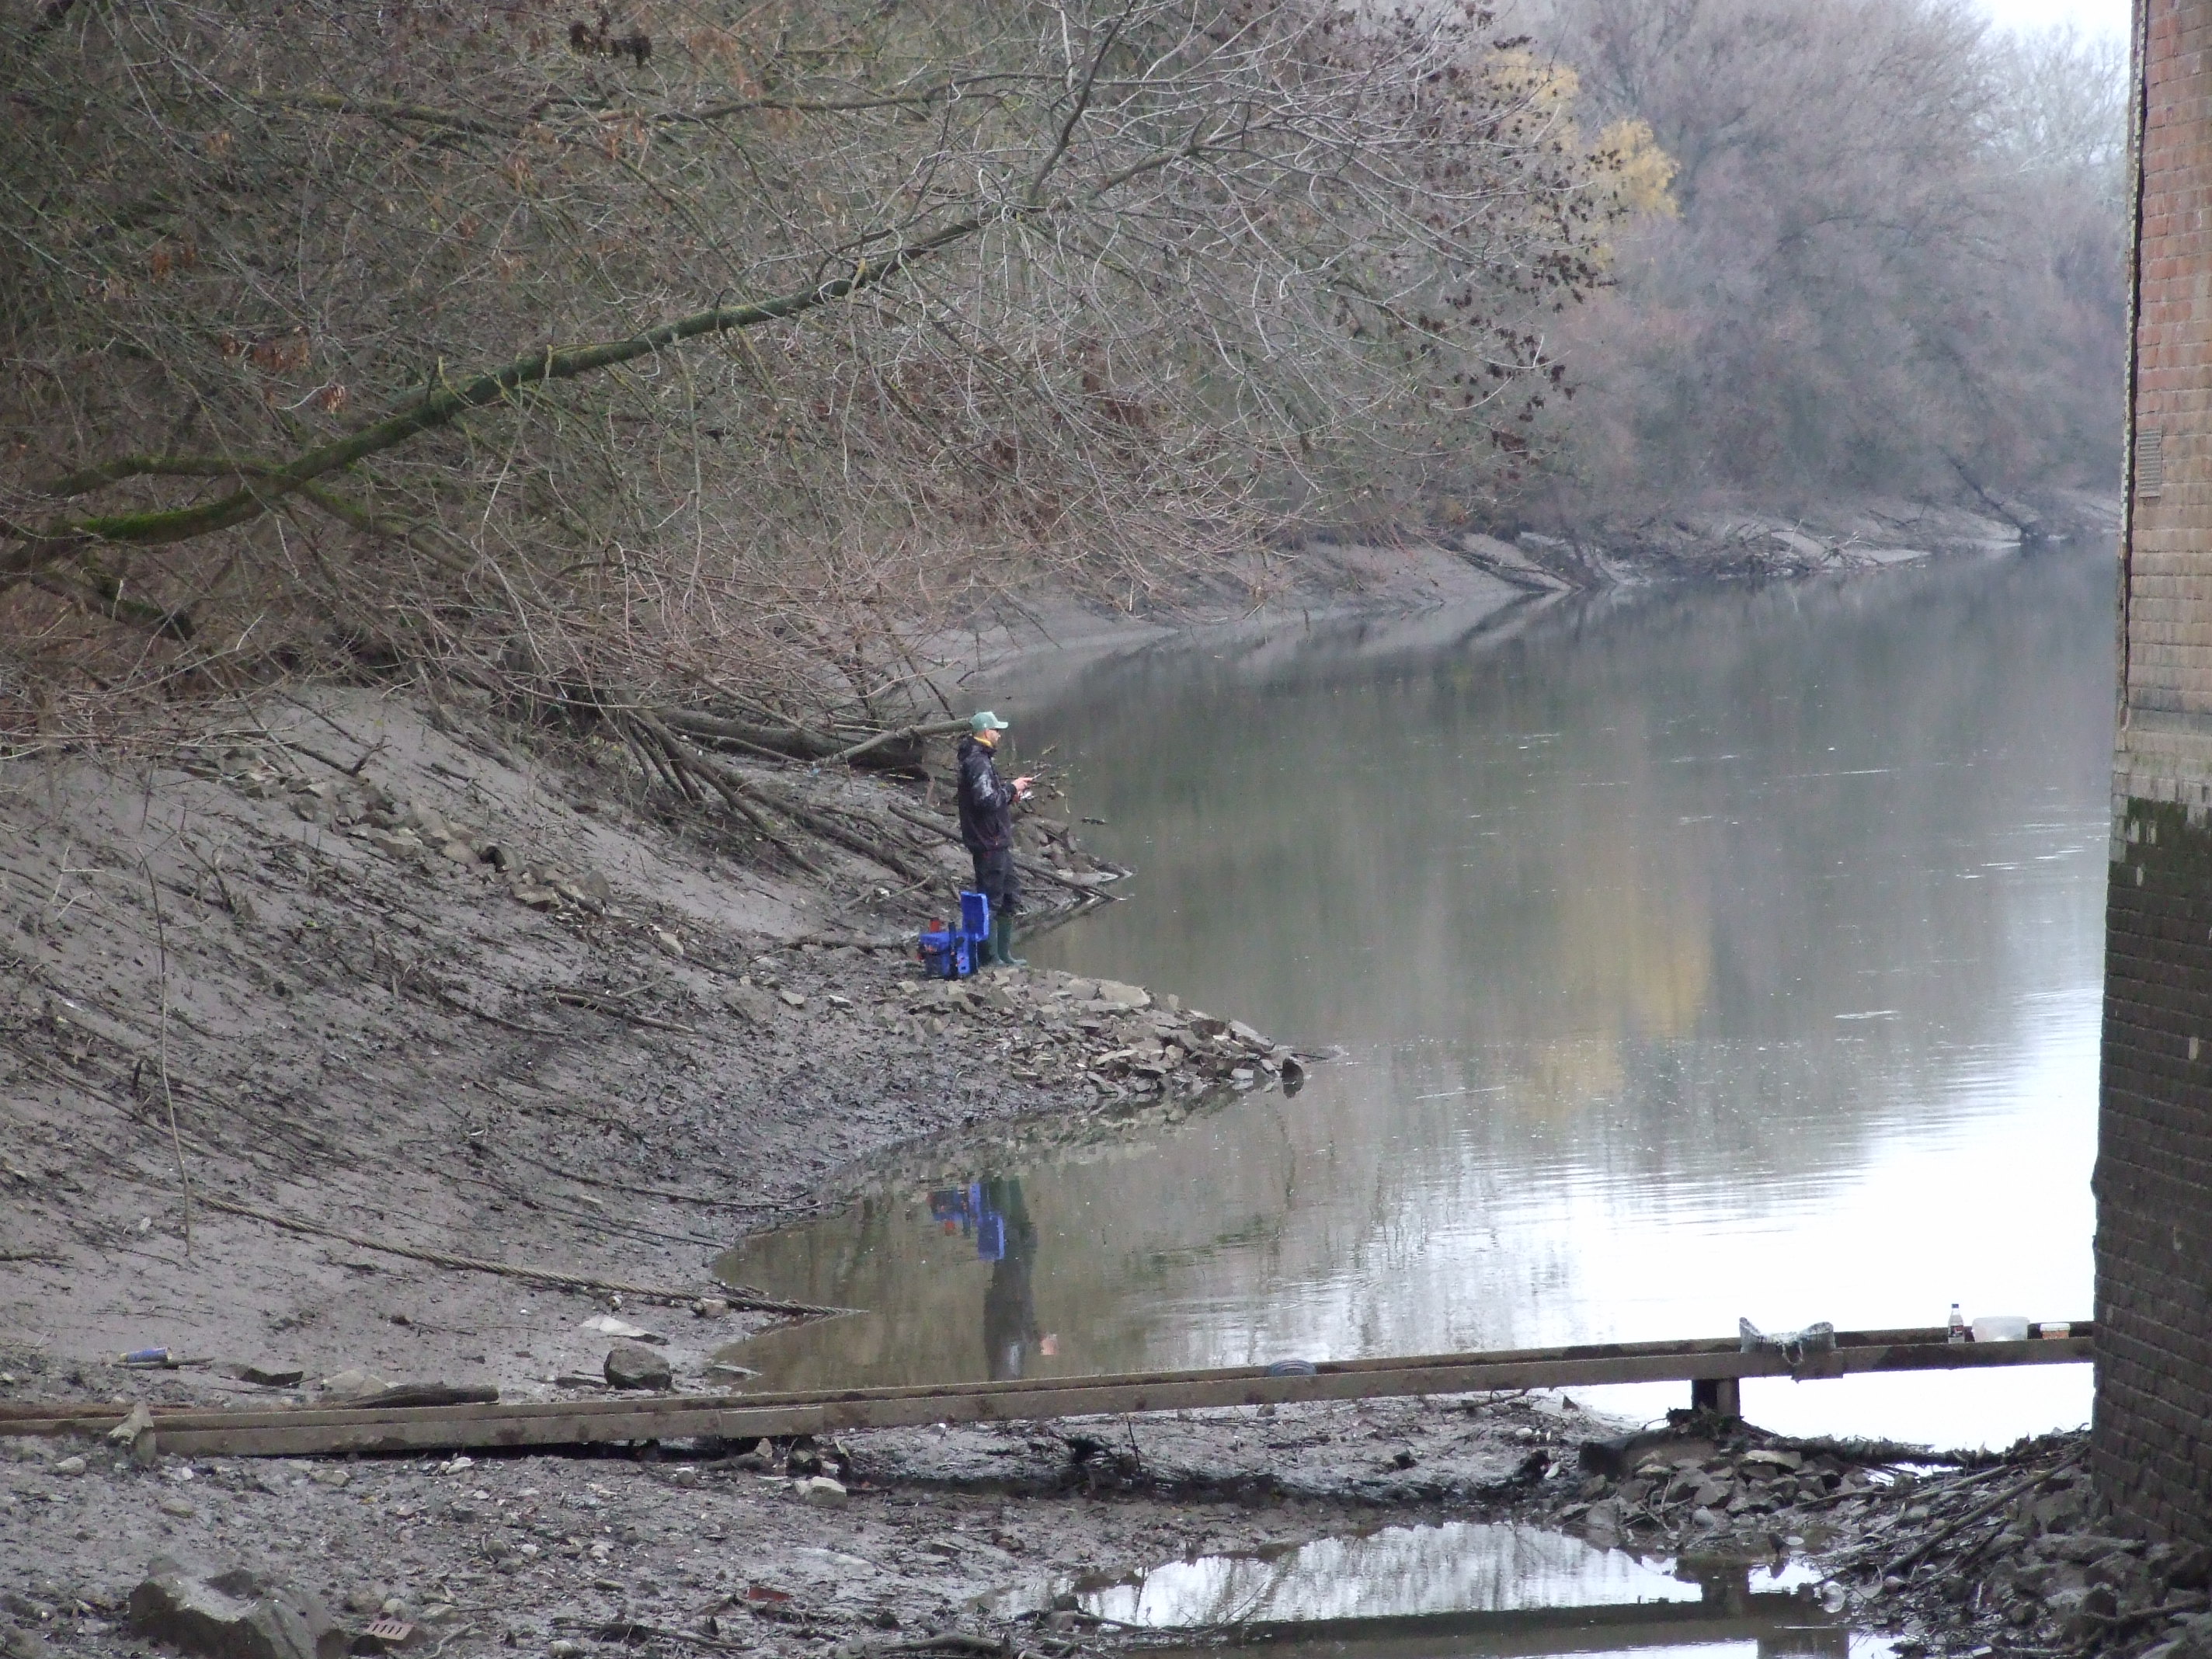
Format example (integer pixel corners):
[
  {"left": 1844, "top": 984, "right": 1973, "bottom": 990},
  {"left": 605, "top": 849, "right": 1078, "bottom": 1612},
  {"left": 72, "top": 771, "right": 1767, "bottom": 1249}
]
[{"left": 626, "top": 712, "right": 823, "bottom": 873}]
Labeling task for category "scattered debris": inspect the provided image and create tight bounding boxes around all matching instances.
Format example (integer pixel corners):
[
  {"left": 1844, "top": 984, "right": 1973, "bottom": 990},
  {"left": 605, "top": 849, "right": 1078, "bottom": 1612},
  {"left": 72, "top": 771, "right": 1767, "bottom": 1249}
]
[
  {"left": 217, "top": 1365, "right": 306, "bottom": 1389},
  {"left": 1549, "top": 1421, "right": 2169, "bottom": 1655},
  {"left": 317, "top": 1371, "right": 390, "bottom": 1402},
  {"left": 579, "top": 1316, "right": 664, "bottom": 1345},
  {"left": 896, "top": 969, "right": 1311, "bottom": 1101},
  {"left": 107, "top": 1401, "right": 157, "bottom": 1466}
]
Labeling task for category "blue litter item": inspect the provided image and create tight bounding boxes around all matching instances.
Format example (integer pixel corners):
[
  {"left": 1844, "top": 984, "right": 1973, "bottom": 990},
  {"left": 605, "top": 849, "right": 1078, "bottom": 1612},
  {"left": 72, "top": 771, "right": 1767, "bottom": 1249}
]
[{"left": 918, "top": 890, "right": 992, "bottom": 979}]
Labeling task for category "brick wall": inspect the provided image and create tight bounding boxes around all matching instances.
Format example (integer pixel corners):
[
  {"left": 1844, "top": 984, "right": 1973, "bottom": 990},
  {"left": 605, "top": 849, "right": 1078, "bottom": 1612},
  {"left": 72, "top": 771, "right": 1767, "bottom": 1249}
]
[
  {"left": 2102, "top": 0, "right": 2212, "bottom": 1542},
  {"left": 2129, "top": 0, "right": 2212, "bottom": 720},
  {"left": 2100, "top": 802, "right": 2212, "bottom": 1540}
]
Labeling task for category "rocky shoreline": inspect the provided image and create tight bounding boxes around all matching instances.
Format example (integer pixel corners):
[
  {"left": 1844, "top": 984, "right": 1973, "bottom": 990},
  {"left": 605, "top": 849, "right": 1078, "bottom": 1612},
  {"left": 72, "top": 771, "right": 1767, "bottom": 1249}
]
[
  {"left": 8, "top": 1399, "right": 2176, "bottom": 1659},
  {"left": 1536, "top": 1417, "right": 2207, "bottom": 1659}
]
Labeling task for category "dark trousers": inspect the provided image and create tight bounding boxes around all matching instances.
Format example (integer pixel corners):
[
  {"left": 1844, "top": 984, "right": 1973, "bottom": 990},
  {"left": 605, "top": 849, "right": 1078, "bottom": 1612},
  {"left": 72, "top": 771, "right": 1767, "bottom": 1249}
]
[{"left": 971, "top": 846, "right": 1021, "bottom": 920}]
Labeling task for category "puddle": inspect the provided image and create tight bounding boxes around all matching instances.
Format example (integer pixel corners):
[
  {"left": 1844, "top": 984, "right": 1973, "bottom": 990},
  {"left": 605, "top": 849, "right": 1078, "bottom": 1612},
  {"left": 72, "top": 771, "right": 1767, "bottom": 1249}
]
[
  {"left": 989, "top": 1522, "right": 1867, "bottom": 1657},
  {"left": 712, "top": 1113, "right": 1253, "bottom": 1390}
]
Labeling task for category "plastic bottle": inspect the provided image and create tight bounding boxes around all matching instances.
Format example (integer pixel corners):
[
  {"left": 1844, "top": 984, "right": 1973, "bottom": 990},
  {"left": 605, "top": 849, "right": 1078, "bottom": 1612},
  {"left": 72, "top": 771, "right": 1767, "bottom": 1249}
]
[{"left": 1948, "top": 1303, "right": 1967, "bottom": 1344}]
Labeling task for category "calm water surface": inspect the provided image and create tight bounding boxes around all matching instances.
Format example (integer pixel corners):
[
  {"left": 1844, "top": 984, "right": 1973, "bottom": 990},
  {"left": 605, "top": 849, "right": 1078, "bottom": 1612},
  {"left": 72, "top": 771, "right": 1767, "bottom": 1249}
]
[
  {"left": 983, "top": 1518, "right": 1864, "bottom": 1659},
  {"left": 725, "top": 551, "right": 2110, "bottom": 1449},
  {"left": 989, "top": 1520, "right": 1811, "bottom": 1622}
]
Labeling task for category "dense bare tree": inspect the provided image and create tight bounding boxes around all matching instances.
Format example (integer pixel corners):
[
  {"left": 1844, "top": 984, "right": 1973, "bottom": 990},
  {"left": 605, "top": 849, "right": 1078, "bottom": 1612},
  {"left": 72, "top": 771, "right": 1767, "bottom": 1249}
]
[
  {"left": 1522, "top": 0, "right": 2126, "bottom": 517},
  {"left": 0, "top": 0, "right": 1624, "bottom": 738}
]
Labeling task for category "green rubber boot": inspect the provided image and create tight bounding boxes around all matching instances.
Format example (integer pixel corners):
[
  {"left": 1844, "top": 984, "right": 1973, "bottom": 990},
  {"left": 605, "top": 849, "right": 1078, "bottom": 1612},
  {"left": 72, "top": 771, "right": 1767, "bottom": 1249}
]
[{"left": 991, "top": 915, "right": 1028, "bottom": 970}]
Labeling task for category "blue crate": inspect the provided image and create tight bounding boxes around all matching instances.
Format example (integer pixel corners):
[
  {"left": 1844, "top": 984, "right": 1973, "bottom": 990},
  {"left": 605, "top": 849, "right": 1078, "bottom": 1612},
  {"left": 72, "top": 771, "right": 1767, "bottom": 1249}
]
[
  {"left": 918, "top": 890, "right": 992, "bottom": 978},
  {"left": 917, "top": 928, "right": 966, "bottom": 978},
  {"left": 961, "top": 890, "right": 992, "bottom": 939}
]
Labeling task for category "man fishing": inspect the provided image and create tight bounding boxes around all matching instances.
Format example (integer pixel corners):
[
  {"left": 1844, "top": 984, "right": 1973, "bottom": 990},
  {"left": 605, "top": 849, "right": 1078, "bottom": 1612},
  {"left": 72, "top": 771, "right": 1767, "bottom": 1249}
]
[{"left": 956, "top": 710, "right": 1033, "bottom": 969}]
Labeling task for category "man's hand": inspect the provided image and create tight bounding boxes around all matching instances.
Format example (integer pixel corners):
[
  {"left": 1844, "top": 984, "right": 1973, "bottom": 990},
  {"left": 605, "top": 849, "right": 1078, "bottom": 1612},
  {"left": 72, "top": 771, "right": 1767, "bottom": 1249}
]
[{"left": 1012, "top": 775, "right": 1034, "bottom": 799}]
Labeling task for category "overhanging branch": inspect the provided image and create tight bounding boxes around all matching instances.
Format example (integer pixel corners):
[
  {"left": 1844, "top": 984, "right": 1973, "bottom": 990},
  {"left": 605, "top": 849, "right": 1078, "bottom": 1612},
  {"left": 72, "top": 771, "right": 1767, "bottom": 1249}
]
[{"left": 3, "top": 213, "right": 991, "bottom": 572}]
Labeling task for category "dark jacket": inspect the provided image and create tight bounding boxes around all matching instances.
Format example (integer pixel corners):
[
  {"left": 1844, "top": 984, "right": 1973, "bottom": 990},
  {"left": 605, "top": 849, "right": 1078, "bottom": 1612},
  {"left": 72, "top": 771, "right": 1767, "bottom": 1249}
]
[{"left": 956, "top": 734, "right": 1017, "bottom": 853}]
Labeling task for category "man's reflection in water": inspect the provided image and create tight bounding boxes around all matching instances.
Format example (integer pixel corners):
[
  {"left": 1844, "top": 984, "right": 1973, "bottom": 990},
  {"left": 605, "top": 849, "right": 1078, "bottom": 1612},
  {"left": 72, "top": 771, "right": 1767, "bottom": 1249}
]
[{"left": 927, "top": 1177, "right": 1042, "bottom": 1379}]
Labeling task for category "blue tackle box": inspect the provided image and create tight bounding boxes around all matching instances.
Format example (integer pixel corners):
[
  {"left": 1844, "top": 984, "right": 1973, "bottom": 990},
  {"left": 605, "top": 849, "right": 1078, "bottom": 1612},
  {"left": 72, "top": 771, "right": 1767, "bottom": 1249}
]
[{"left": 919, "top": 890, "right": 992, "bottom": 978}]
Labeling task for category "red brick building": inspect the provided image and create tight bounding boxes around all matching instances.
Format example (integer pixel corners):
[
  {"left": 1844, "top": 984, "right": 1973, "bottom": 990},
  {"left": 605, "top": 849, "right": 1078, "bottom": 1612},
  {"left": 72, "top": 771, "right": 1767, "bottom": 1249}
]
[{"left": 2102, "top": 0, "right": 2212, "bottom": 1542}]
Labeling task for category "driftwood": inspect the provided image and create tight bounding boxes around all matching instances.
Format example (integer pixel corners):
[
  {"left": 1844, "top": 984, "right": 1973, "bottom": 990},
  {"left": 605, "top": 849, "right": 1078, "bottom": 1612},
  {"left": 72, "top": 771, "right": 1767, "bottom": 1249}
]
[
  {"left": 622, "top": 708, "right": 1125, "bottom": 904},
  {"left": 628, "top": 712, "right": 822, "bottom": 872},
  {"left": 636, "top": 711, "right": 949, "bottom": 885},
  {"left": 1880, "top": 1448, "right": 2085, "bottom": 1577},
  {"left": 826, "top": 716, "right": 972, "bottom": 764},
  {"left": 761, "top": 796, "right": 944, "bottom": 888},
  {"left": 658, "top": 708, "right": 848, "bottom": 760}
]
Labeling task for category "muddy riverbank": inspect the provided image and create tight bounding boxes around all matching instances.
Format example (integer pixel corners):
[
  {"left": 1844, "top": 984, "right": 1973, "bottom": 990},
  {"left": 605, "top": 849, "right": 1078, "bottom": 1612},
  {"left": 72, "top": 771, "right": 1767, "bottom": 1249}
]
[
  {"left": 0, "top": 545, "right": 2129, "bottom": 1659},
  {"left": 2, "top": 1401, "right": 2176, "bottom": 1659},
  {"left": 0, "top": 689, "right": 1303, "bottom": 1409}
]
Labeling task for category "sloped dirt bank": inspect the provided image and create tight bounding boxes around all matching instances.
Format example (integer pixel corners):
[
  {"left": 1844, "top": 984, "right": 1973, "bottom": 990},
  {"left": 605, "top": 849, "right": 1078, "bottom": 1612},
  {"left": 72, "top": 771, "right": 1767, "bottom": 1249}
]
[{"left": 0, "top": 689, "right": 1302, "bottom": 1412}]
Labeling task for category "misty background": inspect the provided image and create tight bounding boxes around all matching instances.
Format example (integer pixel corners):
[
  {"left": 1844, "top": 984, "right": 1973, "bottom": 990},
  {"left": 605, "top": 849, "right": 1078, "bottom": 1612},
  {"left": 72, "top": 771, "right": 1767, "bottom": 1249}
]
[{"left": 1516, "top": 0, "right": 2126, "bottom": 531}]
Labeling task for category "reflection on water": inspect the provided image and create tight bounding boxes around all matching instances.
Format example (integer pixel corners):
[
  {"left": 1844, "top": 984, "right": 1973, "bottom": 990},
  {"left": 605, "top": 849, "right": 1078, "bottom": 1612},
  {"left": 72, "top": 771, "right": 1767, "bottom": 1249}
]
[
  {"left": 988, "top": 1521, "right": 1860, "bottom": 1659},
  {"left": 1007, "top": 1522, "right": 1753, "bottom": 1622},
  {"left": 723, "top": 551, "right": 2109, "bottom": 1447}
]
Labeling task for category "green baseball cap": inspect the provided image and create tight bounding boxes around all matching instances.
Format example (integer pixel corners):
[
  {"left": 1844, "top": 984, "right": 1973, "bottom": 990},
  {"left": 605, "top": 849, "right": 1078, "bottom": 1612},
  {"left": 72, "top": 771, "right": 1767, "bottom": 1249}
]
[{"left": 969, "top": 710, "right": 1010, "bottom": 732}]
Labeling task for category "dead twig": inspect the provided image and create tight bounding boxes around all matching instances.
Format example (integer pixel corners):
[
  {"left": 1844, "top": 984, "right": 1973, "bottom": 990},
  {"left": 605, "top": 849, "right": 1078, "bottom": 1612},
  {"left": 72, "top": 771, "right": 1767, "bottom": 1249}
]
[
  {"left": 434, "top": 988, "right": 565, "bottom": 1036},
  {"left": 1881, "top": 1448, "right": 2085, "bottom": 1578},
  {"left": 547, "top": 988, "right": 698, "bottom": 1035},
  {"left": 138, "top": 853, "right": 193, "bottom": 1257},
  {"left": 197, "top": 1194, "right": 856, "bottom": 1316},
  {"left": 826, "top": 716, "right": 971, "bottom": 765}
]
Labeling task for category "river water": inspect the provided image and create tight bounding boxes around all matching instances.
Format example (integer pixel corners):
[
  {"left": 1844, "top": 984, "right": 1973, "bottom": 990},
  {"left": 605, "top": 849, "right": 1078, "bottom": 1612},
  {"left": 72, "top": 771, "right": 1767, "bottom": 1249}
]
[{"left": 724, "top": 549, "right": 2112, "bottom": 1450}]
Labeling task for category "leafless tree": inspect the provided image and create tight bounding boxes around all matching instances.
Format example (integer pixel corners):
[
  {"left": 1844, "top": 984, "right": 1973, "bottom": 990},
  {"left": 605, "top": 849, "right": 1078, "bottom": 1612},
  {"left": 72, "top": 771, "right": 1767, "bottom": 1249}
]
[
  {"left": 1518, "top": 0, "right": 2125, "bottom": 517},
  {"left": 0, "top": 0, "right": 1624, "bottom": 740}
]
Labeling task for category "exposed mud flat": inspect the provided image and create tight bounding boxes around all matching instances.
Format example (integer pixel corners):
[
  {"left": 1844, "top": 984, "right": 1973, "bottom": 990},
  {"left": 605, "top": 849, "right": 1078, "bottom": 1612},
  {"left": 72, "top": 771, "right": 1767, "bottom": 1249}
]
[{"left": 1462, "top": 489, "right": 2121, "bottom": 590}]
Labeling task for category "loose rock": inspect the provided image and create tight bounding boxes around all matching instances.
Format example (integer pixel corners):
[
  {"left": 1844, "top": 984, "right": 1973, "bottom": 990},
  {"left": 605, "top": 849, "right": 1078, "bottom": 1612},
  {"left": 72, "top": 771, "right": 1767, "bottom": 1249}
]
[
  {"left": 603, "top": 1344, "right": 673, "bottom": 1391},
  {"left": 128, "top": 1556, "right": 346, "bottom": 1659}
]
